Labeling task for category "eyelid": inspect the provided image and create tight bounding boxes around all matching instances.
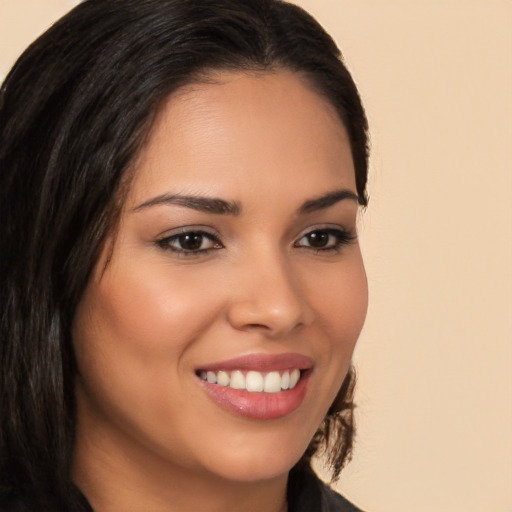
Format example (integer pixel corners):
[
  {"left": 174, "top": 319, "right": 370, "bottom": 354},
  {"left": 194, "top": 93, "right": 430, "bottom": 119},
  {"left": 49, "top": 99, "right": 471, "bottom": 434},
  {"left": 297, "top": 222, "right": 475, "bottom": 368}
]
[
  {"left": 294, "top": 223, "right": 355, "bottom": 240},
  {"left": 156, "top": 225, "right": 222, "bottom": 240}
]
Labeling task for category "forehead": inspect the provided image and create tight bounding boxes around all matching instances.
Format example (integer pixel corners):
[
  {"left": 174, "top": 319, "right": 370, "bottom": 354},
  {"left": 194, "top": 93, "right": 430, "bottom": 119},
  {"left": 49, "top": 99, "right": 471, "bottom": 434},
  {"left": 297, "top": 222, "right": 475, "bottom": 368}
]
[{"left": 127, "top": 70, "right": 355, "bottom": 206}]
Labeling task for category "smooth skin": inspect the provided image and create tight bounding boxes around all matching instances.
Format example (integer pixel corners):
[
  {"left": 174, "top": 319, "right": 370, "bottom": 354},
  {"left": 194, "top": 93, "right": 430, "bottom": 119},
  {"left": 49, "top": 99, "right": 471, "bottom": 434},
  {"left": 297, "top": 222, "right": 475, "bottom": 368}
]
[{"left": 72, "top": 70, "right": 368, "bottom": 512}]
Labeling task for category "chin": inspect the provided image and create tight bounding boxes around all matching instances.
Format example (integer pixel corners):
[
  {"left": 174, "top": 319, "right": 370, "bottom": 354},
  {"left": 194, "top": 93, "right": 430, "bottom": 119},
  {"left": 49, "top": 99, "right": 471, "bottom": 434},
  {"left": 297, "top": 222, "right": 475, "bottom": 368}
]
[
  {"left": 207, "top": 453, "right": 299, "bottom": 483},
  {"left": 195, "top": 425, "right": 314, "bottom": 483}
]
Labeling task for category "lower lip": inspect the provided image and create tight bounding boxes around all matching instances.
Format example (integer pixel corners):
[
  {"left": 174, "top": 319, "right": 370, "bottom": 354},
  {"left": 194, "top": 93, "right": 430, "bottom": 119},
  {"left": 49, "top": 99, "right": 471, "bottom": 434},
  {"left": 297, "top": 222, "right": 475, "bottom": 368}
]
[{"left": 198, "top": 372, "right": 310, "bottom": 420}]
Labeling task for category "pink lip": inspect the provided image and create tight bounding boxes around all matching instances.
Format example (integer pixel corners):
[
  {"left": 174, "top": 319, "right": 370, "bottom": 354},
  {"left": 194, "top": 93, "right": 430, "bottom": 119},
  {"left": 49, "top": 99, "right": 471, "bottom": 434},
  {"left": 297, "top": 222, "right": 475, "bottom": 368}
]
[
  {"left": 196, "top": 353, "right": 313, "bottom": 420},
  {"left": 197, "top": 352, "right": 313, "bottom": 372}
]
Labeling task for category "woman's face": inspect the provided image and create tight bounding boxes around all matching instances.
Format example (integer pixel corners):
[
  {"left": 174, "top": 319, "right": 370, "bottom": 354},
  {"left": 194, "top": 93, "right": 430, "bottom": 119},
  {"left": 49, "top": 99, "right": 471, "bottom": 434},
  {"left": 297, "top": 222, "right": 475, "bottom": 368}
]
[{"left": 73, "top": 70, "right": 368, "bottom": 485}]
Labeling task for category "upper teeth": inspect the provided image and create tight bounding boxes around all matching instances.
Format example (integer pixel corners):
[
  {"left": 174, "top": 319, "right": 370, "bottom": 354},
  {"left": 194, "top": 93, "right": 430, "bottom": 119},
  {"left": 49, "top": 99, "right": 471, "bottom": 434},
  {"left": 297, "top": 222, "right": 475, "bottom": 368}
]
[{"left": 199, "top": 369, "right": 301, "bottom": 393}]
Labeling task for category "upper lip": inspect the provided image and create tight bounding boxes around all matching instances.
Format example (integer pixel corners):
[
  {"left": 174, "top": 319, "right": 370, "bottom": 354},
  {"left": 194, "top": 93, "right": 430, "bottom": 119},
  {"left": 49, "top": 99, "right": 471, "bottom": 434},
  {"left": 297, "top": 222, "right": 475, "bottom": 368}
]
[{"left": 197, "top": 352, "right": 314, "bottom": 372}]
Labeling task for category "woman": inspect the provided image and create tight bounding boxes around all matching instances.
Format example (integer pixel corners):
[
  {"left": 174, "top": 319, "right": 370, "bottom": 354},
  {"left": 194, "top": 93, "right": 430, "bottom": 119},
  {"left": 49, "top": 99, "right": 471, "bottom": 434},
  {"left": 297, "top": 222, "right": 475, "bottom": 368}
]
[{"left": 0, "top": 1, "right": 370, "bottom": 510}]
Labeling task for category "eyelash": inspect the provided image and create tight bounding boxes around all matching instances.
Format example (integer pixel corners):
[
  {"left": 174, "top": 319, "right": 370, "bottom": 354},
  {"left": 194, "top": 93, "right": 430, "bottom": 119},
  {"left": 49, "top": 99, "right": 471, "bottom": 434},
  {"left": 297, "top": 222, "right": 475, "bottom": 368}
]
[
  {"left": 156, "top": 230, "right": 222, "bottom": 256},
  {"left": 294, "top": 228, "right": 356, "bottom": 253},
  {"left": 156, "top": 227, "right": 355, "bottom": 257}
]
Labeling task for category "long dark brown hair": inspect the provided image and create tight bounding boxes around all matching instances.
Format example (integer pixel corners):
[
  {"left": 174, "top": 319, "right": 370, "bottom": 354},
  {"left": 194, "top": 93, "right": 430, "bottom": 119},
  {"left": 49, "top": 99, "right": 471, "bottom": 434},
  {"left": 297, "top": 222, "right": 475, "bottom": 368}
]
[{"left": 0, "top": 0, "right": 369, "bottom": 509}]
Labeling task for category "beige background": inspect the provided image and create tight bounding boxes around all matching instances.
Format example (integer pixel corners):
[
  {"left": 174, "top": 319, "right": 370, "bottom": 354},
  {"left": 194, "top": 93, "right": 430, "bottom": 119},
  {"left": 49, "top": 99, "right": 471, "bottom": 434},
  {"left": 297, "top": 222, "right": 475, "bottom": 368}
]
[{"left": 1, "top": 1, "right": 511, "bottom": 511}]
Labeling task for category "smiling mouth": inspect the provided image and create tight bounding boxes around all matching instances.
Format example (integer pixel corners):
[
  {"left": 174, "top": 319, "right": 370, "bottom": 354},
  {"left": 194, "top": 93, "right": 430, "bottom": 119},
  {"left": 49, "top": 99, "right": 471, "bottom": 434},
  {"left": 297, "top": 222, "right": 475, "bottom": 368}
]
[
  {"left": 196, "top": 369, "right": 302, "bottom": 393},
  {"left": 195, "top": 353, "right": 313, "bottom": 419}
]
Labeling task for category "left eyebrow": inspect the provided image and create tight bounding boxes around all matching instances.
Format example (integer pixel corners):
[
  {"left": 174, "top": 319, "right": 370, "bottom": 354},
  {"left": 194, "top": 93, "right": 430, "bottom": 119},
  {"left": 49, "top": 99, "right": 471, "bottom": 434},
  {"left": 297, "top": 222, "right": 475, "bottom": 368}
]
[
  {"left": 298, "top": 189, "right": 359, "bottom": 214},
  {"left": 132, "top": 193, "right": 242, "bottom": 215}
]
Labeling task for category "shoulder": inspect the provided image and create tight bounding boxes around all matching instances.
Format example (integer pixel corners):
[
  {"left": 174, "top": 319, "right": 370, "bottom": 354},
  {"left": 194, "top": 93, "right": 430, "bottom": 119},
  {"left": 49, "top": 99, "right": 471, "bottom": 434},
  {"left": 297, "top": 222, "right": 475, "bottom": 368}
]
[
  {"left": 318, "top": 481, "right": 365, "bottom": 512},
  {"left": 287, "top": 462, "right": 366, "bottom": 512}
]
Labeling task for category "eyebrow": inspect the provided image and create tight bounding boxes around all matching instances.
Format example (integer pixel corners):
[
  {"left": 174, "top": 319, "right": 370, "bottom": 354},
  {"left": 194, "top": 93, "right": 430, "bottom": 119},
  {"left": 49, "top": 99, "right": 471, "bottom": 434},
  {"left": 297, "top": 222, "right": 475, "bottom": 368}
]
[
  {"left": 133, "top": 193, "right": 242, "bottom": 215},
  {"left": 298, "top": 189, "right": 359, "bottom": 214},
  {"left": 132, "top": 188, "right": 358, "bottom": 216}
]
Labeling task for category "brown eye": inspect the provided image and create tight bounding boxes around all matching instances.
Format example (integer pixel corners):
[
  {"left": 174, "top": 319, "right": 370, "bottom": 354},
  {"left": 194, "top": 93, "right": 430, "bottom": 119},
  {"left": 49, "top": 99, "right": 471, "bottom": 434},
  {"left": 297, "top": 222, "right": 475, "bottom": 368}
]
[
  {"left": 305, "top": 231, "right": 329, "bottom": 248},
  {"left": 177, "top": 233, "right": 205, "bottom": 251},
  {"left": 295, "top": 228, "right": 355, "bottom": 252},
  {"left": 157, "top": 230, "right": 222, "bottom": 255}
]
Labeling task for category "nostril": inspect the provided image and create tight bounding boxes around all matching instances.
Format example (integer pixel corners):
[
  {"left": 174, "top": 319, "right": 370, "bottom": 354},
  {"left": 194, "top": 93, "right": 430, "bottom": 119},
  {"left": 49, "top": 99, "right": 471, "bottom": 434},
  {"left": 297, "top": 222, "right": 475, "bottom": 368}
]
[{"left": 245, "top": 323, "right": 270, "bottom": 330}]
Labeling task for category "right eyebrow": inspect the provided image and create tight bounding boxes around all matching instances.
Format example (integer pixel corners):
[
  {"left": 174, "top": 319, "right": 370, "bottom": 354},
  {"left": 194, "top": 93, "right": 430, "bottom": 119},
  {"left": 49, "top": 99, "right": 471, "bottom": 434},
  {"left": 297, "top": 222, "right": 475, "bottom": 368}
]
[
  {"left": 132, "top": 193, "right": 242, "bottom": 216},
  {"left": 298, "top": 189, "right": 359, "bottom": 214}
]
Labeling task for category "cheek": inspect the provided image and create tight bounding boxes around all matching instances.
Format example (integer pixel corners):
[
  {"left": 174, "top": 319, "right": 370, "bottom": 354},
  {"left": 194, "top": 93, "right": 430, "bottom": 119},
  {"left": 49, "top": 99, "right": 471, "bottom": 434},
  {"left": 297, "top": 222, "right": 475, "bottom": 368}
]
[
  {"left": 283, "top": 254, "right": 367, "bottom": 447},
  {"left": 305, "top": 254, "right": 368, "bottom": 363},
  {"left": 71, "top": 261, "right": 225, "bottom": 423},
  {"left": 76, "top": 261, "right": 224, "bottom": 363},
  {"left": 71, "top": 262, "right": 231, "bottom": 463}
]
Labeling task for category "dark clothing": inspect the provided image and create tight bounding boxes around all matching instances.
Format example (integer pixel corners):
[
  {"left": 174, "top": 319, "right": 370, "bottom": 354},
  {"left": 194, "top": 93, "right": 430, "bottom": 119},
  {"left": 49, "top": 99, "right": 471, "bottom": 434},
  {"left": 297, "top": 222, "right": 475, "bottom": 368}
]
[
  {"left": 288, "top": 463, "right": 364, "bottom": 512},
  {"left": 2, "top": 464, "right": 364, "bottom": 511}
]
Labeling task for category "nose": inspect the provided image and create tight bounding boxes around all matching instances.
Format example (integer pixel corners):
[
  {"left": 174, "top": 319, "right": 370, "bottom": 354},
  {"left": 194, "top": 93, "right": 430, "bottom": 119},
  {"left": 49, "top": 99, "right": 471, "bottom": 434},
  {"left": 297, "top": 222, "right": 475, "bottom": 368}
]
[{"left": 226, "top": 252, "right": 314, "bottom": 337}]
